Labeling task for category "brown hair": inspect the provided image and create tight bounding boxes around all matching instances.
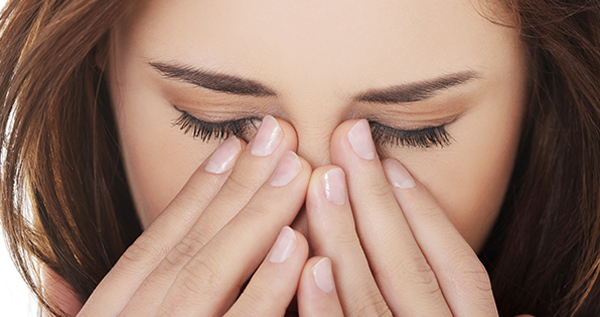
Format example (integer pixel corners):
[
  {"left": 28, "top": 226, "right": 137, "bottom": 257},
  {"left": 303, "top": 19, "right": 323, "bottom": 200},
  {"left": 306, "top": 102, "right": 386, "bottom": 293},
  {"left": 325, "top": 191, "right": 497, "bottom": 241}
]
[{"left": 1, "top": 0, "right": 599, "bottom": 316}]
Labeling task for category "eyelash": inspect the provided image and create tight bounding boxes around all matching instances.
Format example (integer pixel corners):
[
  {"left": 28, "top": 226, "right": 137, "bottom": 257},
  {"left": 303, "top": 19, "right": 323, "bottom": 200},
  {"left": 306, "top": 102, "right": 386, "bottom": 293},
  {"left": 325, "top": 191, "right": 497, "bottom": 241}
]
[
  {"left": 173, "top": 107, "right": 260, "bottom": 142},
  {"left": 369, "top": 120, "right": 452, "bottom": 148},
  {"left": 173, "top": 107, "right": 452, "bottom": 148}
]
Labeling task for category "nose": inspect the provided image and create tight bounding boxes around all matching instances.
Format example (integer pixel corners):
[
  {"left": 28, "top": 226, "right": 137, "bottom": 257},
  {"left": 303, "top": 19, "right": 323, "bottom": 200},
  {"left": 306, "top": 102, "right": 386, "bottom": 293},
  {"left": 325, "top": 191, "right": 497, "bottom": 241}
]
[
  {"left": 296, "top": 131, "right": 332, "bottom": 169},
  {"left": 287, "top": 112, "right": 345, "bottom": 169}
]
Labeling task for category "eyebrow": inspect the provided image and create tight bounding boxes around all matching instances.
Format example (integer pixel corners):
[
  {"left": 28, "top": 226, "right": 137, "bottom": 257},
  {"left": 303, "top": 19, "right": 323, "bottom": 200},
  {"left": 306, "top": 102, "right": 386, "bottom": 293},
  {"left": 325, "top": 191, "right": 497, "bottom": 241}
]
[
  {"left": 355, "top": 71, "right": 479, "bottom": 104},
  {"left": 150, "top": 62, "right": 478, "bottom": 102},
  {"left": 150, "top": 62, "right": 276, "bottom": 97}
]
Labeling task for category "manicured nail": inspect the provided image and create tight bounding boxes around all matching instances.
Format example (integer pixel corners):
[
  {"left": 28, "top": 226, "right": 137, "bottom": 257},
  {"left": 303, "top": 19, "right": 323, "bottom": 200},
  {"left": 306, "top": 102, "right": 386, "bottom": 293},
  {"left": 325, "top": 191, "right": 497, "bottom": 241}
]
[
  {"left": 204, "top": 137, "right": 242, "bottom": 174},
  {"left": 269, "top": 226, "right": 297, "bottom": 263},
  {"left": 312, "top": 258, "right": 334, "bottom": 293},
  {"left": 270, "top": 151, "right": 303, "bottom": 187},
  {"left": 251, "top": 115, "right": 283, "bottom": 157},
  {"left": 347, "top": 120, "right": 376, "bottom": 160},
  {"left": 383, "top": 159, "right": 416, "bottom": 189},
  {"left": 321, "top": 168, "right": 347, "bottom": 206}
]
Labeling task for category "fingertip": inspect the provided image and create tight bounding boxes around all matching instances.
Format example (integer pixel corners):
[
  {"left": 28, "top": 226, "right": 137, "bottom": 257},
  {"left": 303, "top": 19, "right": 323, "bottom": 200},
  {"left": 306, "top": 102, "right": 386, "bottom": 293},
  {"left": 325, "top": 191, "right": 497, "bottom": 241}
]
[
  {"left": 294, "top": 154, "right": 315, "bottom": 185},
  {"left": 329, "top": 119, "right": 362, "bottom": 163},
  {"left": 310, "top": 165, "right": 342, "bottom": 179},
  {"left": 311, "top": 257, "right": 335, "bottom": 293},
  {"left": 381, "top": 158, "right": 416, "bottom": 189},
  {"left": 298, "top": 256, "right": 344, "bottom": 316},
  {"left": 273, "top": 117, "right": 299, "bottom": 152},
  {"left": 292, "top": 228, "right": 310, "bottom": 260}
]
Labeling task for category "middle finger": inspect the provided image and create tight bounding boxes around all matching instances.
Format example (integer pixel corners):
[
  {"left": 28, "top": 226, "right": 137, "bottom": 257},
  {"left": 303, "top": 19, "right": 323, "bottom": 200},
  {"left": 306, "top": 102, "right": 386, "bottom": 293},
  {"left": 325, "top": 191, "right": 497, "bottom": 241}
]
[
  {"left": 123, "top": 116, "right": 299, "bottom": 313},
  {"left": 306, "top": 165, "right": 391, "bottom": 317},
  {"left": 330, "top": 119, "right": 452, "bottom": 316}
]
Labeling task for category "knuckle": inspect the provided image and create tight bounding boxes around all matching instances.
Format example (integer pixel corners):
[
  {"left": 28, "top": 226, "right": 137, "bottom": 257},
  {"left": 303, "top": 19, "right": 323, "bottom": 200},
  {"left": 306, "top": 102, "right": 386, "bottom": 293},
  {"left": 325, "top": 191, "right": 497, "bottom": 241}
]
[
  {"left": 178, "top": 252, "right": 225, "bottom": 298},
  {"left": 399, "top": 255, "right": 443, "bottom": 297},
  {"left": 241, "top": 202, "right": 273, "bottom": 219},
  {"left": 120, "top": 233, "right": 169, "bottom": 267},
  {"left": 163, "top": 236, "right": 200, "bottom": 270},
  {"left": 445, "top": 255, "right": 493, "bottom": 294},
  {"left": 348, "top": 289, "right": 392, "bottom": 317},
  {"left": 364, "top": 180, "right": 395, "bottom": 200},
  {"left": 223, "top": 170, "right": 257, "bottom": 195}
]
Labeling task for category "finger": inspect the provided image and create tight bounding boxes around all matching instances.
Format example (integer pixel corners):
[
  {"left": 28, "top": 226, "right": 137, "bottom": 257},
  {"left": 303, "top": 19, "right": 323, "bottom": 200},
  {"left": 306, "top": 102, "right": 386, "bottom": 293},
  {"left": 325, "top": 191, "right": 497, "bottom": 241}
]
[
  {"left": 329, "top": 119, "right": 451, "bottom": 316},
  {"left": 226, "top": 227, "right": 308, "bottom": 317},
  {"left": 42, "top": 266, "right": 82, "bottom": 316},
  {"left": 382, "top": 158, "right": 498, "bottom": 316},
  {"left": 297, "top": 257, "right": 344, "bottom": 317},
  {"left": 189, "top": 116, "right": 299, "bottom": 246},
  {"left": 305, "top": 166, "right": 391, "bottom": 317},
  {"left": 157, "top": 152, "right": 312, "bottom": 316},
  {"left": 79, "top": 136, "right": 244, "bottom": 316},
  {"left": 121, "top": 116, "right": 298, "bottom": 314}
]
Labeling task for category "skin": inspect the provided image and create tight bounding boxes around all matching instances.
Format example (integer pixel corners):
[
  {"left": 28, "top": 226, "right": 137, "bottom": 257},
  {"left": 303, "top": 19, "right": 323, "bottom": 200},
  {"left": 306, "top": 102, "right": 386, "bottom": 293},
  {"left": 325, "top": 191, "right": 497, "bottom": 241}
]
[
  {"left": 47, "top": 0, "right": 534, "bottom": 316},
  {"left": 110, "top": 0, "right": 527, "bottom": 252}
]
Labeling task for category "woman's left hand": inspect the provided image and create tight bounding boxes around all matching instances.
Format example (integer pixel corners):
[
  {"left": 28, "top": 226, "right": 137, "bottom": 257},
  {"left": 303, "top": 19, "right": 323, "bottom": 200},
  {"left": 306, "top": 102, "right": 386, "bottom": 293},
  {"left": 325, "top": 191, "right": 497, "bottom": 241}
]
[{"left": 298, "top": 119, "right": 499, "bottom": 316}]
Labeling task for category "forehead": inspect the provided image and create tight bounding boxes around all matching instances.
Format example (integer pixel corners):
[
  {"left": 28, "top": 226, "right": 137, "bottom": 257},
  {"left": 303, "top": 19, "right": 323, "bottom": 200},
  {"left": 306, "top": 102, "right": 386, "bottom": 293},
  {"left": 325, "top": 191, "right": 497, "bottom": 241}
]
[{"left": 118, "top": 0, "right": 517, "bottom": 96}]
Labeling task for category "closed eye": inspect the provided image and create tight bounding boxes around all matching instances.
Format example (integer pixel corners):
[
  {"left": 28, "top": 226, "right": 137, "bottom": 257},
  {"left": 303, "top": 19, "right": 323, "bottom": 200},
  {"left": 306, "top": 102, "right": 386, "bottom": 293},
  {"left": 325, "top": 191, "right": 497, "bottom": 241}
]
[
  {"left": 173, "top": 106, "right": 452, "bottom": 148},
  {"left": 173, "top": 106, "right": 261, "bottom": 142},
  {"left": 369, "top": 120, "right": 452, "bottom": 148}
]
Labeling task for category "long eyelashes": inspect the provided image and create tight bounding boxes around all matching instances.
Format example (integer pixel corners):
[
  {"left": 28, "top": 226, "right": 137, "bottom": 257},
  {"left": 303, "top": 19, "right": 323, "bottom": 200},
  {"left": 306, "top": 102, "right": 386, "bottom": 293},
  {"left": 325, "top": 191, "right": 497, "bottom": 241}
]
[
  {"left": 173, "top": 106, "right": 260, "bottom": 142},
  {"left": 173, "top": 107, "right": 452, "bottom": 148},
  {"left": 369, "top": 120, "right": 452, "bottom": 148}
]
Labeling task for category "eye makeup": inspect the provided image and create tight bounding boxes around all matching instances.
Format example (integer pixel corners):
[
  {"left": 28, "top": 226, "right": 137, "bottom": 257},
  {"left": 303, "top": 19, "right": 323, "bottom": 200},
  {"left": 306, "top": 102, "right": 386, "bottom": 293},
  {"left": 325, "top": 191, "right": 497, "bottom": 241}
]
[
  {"left": 173, "top": 106, "right": 261, "bottom": 142},
  {"left": 173, "top": 106, "right": 453, "bottom": 148},
  {"left": 369, "top": 120, "right": 452, "bottom": 148}
]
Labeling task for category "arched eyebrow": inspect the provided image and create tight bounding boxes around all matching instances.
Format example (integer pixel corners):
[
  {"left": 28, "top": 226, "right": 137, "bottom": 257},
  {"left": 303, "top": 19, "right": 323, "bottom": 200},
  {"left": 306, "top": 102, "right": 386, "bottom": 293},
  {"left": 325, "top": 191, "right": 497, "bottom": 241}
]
[
  {"left": 150, "top": 61, "right": 478, "bottom": 103},
  {"left": 355, "top": 71, "right": 479, "bottom": 104},
  {"left": 150, "top": 62, "right": 277, "bottom": 97}
]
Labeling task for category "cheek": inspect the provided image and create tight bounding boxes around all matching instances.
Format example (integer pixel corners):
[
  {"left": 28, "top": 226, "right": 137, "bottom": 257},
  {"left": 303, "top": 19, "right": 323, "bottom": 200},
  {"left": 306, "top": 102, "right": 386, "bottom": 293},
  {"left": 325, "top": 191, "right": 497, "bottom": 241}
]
[
  {"left": 110, "top": 67, "right": 219, "bottom": 229},
  {"left": 116, "top": 111, "right": 212, "bottom": 229},
  {"left": 389, "top": 103, "right": 524, "bottom": 252}
]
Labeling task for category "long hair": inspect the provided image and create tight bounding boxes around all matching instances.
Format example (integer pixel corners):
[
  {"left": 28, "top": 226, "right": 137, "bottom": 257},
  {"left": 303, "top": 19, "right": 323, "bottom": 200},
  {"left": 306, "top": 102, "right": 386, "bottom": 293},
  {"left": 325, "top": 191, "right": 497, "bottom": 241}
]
[
  {"left": 483, "top": 1, "right": 600, "bottom": 316},
  {"left": 1, "top": 0, "right": 599, "bottom": 316},
  {"left": 0, "top": 0, "right": 140, "bottom": 315}
]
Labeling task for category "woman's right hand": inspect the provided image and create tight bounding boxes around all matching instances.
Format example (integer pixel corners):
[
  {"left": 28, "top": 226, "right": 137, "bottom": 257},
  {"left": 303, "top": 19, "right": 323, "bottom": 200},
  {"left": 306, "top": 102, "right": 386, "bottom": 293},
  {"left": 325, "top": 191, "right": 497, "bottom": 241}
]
[{"left": 72, "top": 116, "right": 342, "bottom": 316}]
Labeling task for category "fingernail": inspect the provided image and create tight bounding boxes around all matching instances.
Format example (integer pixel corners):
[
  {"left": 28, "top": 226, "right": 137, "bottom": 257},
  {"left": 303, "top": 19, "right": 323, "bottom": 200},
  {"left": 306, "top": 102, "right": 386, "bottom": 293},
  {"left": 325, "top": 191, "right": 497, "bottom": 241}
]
[
  {"left": 251, "top": 116, "right": 283, "bottom": 157},
  {"left": 347, "top": 120, "right": 376, "bottom": 160},
  {"left": 312, "top": 258, "right": 334, "bottom": 293},
  {"left": 269, "top": 226, "right": 297, "bottom": 263},
  {"left": 383, "top": 159, "right": 416, "bottom": 189},
  {"left": 321, "top": 168, "right": 347, "bottom": 206},
  {"left": 204, "top": 137, "right": 242, "bottom": 174},
  {"left": 270, "top": 151, "right": 303, "bottom": 187}
]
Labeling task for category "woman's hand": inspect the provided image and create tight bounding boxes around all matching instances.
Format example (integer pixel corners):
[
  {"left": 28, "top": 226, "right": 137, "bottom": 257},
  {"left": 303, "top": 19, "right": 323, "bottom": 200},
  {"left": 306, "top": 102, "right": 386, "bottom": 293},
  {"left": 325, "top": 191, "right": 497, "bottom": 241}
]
[
  {"left": 299, "top": 119, "right": 500, "bottom": 316},
  {"left": 72, "top": 116, "right": 341, "bottom": 316}
]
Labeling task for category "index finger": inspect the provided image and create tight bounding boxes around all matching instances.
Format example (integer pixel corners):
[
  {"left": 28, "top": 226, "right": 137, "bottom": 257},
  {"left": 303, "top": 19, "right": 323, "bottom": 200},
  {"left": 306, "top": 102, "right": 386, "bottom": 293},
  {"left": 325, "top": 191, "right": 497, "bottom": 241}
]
[
  {"left": 78, "top": 136, "right": 244, "bottom": 316},
  {"left": 382, "top": 158, "right": 498, "bottom": 316}
]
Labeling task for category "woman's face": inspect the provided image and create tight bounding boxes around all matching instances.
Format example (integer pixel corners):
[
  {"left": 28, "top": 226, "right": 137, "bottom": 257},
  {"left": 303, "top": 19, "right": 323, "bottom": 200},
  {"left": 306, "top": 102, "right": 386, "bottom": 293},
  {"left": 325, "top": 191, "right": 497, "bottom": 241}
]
[{"left": 109, "top": 0, "right": 527, "bottom": 252}]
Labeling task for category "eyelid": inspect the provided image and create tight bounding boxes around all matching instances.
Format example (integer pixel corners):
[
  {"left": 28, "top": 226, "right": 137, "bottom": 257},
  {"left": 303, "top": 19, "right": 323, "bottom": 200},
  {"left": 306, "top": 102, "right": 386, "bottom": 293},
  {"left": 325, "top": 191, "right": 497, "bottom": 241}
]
[
  {"left": 172, "top": 105, "right": 454, "bottom": 148},
  {"left": 173, "top": 105, "right": 263, "bottom": 122},
  {"left": 173, "top": 105, "right": 261, "bottom": 142},
  {"left": 368, "top": 120, "right": 453, "bottom": 148}
]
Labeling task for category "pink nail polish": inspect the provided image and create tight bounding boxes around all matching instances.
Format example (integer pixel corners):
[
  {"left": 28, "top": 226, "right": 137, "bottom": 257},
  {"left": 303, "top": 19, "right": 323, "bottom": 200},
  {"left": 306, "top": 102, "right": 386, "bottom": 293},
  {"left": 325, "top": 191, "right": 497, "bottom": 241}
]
[
  {"left": 251, "top": 116, "right": 283, "bottom": 157},
  {"left": 321, "top": 168, "right": 347, "bottom": 206},
  {"left": 204, "top": 137, "right": 242, "bottom": 174},
  {"left": 312, "top": 258, "right": 334, "bottom": 293},
  {"left": 383, "top": 159, "right": 416, "bottom": 189},
  {"left": 270, "top": 151, "right": 303, "bottom": 187},
  {"left": 269, "top": 226, "right": 297, "bottom": 263},
  {"left": 347, "top": 120, "right": 376, "bottom": 160}
]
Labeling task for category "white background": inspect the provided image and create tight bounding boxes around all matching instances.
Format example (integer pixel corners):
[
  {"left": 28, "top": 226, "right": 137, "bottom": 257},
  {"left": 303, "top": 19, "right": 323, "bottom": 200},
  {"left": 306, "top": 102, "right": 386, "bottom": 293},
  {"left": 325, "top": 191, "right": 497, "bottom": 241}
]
[{"left": 1, "top": 0, "right": 41, "bottom": 316}]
